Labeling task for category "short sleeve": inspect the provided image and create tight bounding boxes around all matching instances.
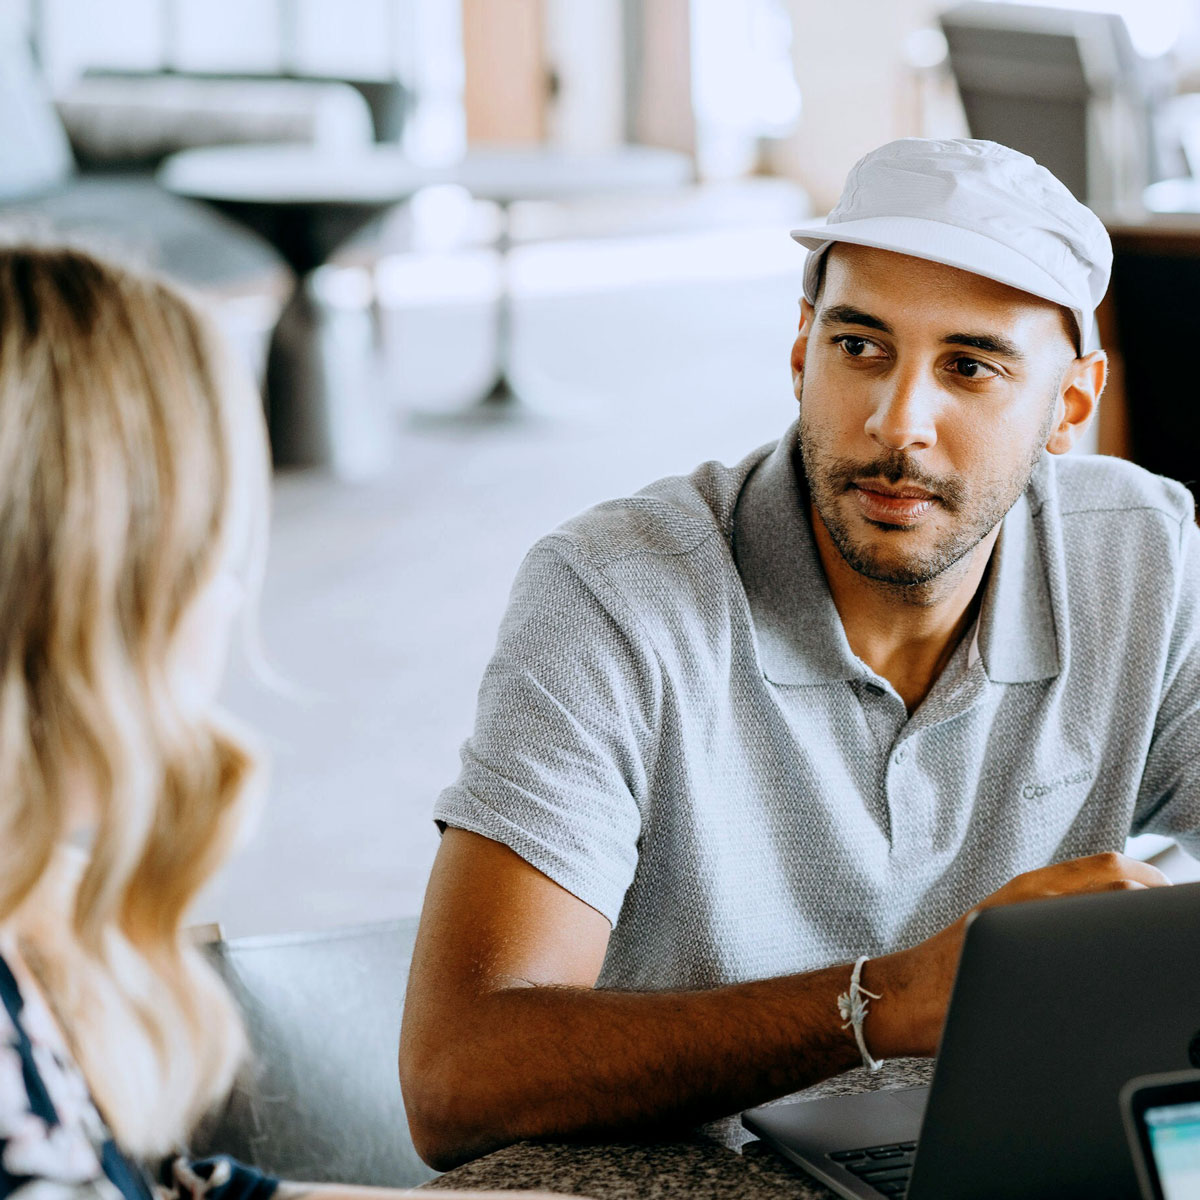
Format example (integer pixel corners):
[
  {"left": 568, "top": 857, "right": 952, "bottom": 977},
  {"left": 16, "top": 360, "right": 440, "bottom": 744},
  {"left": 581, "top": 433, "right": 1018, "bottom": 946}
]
[
  {"left": 1132, "top": 518, "right": 1200, "bottom": 857},
  {"left": 434, "top": 535, "right": 662, "bottom": 924}
]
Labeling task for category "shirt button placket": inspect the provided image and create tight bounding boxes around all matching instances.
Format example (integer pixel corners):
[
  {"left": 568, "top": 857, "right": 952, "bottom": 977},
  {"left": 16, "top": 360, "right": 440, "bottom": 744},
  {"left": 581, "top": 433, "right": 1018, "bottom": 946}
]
[{"left": 887, "top": 737, "right": 925, "bottom": 847}]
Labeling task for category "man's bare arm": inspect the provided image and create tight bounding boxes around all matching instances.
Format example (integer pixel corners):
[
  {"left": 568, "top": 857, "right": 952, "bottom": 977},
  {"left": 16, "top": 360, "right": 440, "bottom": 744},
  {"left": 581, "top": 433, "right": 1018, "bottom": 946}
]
[
  {"left": 398, "top": 831, "right": 1166, "bottom": 1171},
  {"left": 398, "top": 830, "right": 878, "bottom": 1169}
]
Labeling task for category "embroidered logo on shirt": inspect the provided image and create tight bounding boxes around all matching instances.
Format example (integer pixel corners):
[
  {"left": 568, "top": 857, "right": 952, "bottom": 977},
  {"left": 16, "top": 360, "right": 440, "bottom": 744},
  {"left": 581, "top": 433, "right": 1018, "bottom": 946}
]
[{"left": 1021, "top": 767, "right": 1094, "bottom": 801}]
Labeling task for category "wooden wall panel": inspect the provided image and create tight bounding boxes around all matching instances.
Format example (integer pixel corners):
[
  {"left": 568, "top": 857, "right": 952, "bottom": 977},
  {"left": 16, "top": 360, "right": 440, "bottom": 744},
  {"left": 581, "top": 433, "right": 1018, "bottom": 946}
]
[
  {"left": 462, "top": 0, "right": 547, "bottom": 144},
  {"left": 627, "top": 0, "right": 694, "bottom": 154}
]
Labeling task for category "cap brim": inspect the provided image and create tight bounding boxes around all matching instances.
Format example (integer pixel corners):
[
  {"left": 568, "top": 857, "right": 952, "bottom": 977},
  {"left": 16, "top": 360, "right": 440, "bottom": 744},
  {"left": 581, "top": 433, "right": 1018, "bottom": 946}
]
[{"left": 790, "top": 215, "right": 1094, "bottom": 351}]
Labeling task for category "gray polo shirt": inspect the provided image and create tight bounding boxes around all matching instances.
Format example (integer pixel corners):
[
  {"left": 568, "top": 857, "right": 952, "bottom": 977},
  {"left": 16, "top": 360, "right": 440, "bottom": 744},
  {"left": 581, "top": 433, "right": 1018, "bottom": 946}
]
[{"left": 435, "top": 423, "right": 1200, "bottom": 991}]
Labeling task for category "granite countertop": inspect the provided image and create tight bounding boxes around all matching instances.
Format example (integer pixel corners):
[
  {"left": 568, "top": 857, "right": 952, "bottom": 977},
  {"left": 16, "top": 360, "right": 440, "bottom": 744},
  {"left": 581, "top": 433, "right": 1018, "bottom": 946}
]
[{"left": 422, "top": 1059, "right": 934, "bottom": 1199}]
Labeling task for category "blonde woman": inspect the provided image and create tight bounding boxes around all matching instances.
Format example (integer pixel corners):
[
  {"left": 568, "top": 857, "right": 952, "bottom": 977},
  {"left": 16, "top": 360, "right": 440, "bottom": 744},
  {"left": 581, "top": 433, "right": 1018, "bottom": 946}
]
[{"left": 0, "top": 246, "right": 558, "bottom": 1200}]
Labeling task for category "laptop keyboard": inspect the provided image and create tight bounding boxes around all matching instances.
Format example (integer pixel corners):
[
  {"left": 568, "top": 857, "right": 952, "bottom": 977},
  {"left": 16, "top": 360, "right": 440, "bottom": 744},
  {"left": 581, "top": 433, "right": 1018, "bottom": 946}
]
[{"left": 827, "top": 1141, "right": 917, "bottom": 1196}]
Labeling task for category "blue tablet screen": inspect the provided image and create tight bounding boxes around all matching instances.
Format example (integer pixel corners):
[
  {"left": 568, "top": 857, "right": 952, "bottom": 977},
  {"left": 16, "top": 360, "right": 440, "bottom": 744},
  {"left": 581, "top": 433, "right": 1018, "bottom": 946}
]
[{"left": 1147, "top": 1100, "right": 1200, "bottom": 1200}]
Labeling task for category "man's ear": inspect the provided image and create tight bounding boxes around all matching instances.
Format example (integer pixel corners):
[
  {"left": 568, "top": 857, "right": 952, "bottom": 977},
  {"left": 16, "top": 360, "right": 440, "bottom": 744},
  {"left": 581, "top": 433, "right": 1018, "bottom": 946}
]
[
  {"left": 1045, "top": 350, "right": 1107, "bottom": 455},
  {"left": 791, "top": 299, "right": 815, "bottom": 403}
]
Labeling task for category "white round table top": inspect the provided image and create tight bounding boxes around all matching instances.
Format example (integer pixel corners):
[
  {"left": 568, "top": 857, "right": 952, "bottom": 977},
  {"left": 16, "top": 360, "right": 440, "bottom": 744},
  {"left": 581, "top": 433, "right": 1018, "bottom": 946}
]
[
  {"left": 452, "top": 145, "right": 693, "bottom": 202},
  {"left": 158, "top": 143, "right": 439, "bottom": 205},
  {"left": 158, "top": 143, "right": 693, "bottom": 207}
]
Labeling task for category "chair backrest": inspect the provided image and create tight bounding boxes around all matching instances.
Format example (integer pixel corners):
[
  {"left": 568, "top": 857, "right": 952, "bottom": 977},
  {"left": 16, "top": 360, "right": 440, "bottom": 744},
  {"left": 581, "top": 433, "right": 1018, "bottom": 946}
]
[
  {"left": 192, "top": 919, "right": 436, "bottom": 1188},
  {"left": 939, "top": 2, "right": 1149, "bottom": 209}
]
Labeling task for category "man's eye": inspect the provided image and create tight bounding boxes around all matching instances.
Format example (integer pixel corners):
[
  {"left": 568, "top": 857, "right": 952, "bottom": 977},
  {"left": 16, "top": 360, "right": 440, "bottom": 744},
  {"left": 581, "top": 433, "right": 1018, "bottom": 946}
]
[
  {"left": 950, "top": 356, "right": 1000, "bottom": 380},
  {"left": 834, "top": 335, "right": 884, "bottom": 359}
]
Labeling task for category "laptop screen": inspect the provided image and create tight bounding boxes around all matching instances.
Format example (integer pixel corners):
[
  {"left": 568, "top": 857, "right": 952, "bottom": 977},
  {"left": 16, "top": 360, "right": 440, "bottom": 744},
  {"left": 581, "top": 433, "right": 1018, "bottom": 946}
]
[{"left": 1145, "top": 1100, "right": 1200, "bottom": 1200}]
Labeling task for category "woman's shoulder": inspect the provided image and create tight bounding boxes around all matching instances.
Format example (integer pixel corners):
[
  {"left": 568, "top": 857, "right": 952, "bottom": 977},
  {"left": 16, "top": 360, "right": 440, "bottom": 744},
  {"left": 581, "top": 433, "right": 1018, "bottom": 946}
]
[
  {"left": 0, "top": 946, "right": 151, "bottom": 1199},
  {"left": 0, "top": 948, "right": 279, "bottom": 1200}
]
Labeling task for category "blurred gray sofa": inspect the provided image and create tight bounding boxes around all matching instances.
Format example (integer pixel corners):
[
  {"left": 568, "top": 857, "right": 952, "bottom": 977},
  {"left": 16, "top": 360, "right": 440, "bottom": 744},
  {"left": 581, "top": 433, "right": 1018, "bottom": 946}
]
[{"left": 0, "top": 32, "right": 377, "bottom": 375}]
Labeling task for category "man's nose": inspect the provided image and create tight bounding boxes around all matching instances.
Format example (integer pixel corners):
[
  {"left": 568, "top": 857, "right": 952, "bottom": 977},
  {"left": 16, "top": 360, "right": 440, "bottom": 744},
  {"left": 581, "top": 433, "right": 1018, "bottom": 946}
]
[{"left": 863, "top": 365, "right": 938, "bottom": 452}]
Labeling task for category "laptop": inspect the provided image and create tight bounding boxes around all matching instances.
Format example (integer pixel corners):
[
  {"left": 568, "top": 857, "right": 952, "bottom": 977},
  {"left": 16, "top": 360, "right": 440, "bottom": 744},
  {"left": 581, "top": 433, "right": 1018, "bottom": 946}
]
[{"left": 743, "top": 881, "right": 1200, "bottom": 1200}]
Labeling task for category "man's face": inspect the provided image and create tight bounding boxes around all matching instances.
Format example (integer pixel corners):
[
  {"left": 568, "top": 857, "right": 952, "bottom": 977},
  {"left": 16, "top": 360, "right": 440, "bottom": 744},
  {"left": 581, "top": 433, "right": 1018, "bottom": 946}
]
[{"left": 794, "top": 244, "right": 1086, "bottom": 590}]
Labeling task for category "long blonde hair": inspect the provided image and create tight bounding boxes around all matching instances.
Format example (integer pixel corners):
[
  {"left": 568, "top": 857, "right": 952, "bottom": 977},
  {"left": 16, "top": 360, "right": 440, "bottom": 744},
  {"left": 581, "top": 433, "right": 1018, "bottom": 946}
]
[{"left": 0, "top": 245, "right": 270, "bottom": 1156}]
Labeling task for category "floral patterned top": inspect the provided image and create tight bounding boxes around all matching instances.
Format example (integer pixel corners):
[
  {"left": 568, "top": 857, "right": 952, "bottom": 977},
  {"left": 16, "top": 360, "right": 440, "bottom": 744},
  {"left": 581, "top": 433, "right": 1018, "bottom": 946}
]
[{"left": 0, "top": 951, "right": 277, "bottom": 1200}]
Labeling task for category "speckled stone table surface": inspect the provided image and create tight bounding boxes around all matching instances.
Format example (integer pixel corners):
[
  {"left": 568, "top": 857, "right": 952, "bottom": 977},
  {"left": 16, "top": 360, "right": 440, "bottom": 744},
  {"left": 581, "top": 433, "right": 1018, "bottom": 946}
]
[{"left": 422, "top": 1059, "right": 934, "bottom": 1198}]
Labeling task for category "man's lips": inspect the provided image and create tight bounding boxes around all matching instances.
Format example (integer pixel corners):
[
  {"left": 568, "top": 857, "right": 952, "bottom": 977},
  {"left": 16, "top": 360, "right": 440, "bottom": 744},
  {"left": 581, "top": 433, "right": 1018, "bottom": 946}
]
[{"left": 850, "top": 480, "right": 938, "bottom": 525}]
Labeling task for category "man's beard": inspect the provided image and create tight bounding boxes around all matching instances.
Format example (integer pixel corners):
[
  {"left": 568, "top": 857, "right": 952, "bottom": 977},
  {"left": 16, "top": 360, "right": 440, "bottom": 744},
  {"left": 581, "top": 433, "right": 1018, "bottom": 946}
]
[{"left": 797, "top": 394, "right": 1053, "bottom": 590}]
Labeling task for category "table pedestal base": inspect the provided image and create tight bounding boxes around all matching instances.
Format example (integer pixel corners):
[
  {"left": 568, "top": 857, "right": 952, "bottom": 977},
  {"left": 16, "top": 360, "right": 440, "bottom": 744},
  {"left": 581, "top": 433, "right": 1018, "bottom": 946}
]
[
  {"left": 267, "top": 274, "right": 392, "bottom": 478},
  {"left": 482, "top": 372, "right": 518, "bottom": 408}
]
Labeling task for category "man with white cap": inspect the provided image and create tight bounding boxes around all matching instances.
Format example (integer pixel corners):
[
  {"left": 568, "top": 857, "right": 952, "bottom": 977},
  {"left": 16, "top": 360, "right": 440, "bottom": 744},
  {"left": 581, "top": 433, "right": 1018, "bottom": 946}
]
[{"left": 401, "top": 140, "right": 1193, "bottom": 1167}]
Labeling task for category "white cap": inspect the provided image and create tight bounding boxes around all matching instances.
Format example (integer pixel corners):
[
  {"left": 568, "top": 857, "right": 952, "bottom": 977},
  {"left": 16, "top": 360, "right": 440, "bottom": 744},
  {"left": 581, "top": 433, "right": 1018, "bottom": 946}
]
[{"left": 790, "top": 138, "right": 1112, "bottom": 353}]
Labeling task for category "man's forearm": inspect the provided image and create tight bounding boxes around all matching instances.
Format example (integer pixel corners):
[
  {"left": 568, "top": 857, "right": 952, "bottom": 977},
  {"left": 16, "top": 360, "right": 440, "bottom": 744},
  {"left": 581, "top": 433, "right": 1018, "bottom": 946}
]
[{"left": 402, "top": 955, "right": 917, "bottom": 1171}]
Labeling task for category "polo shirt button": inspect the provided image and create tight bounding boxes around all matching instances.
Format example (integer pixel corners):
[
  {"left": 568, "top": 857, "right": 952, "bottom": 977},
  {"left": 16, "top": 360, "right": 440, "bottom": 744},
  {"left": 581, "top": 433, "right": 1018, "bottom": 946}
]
[
  {"left": 865, "top": 682, "right": 885, "bottom": 696},
  {"left": 895, "top": 746, "right": 908, "bottom": 763}
]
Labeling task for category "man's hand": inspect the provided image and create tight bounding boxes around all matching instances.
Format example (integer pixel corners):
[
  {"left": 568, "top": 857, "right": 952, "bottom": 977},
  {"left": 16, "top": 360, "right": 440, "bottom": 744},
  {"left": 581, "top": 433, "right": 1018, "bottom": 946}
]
[{"left": 868, "top": 852, "right": 1172, "bottom": 1059}]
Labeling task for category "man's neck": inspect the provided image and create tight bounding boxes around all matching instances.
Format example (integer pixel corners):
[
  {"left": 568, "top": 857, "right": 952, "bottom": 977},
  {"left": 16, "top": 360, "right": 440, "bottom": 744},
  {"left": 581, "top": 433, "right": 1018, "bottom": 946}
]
[{"left": 811, "top": 506, "right": 998, "bottom": 714}]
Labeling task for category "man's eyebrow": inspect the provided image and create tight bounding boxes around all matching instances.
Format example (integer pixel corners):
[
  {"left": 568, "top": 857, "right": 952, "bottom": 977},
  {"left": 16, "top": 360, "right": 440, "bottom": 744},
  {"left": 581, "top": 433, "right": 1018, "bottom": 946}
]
[
  {"left": 819, "top": 305, "right": 1028, "bottom": 362},
  {"left": 818, "top": 305, "right": 893, "bottom": 334},
  {"left": 943, "top": 332, "right": 1026, "bottom": 362}
]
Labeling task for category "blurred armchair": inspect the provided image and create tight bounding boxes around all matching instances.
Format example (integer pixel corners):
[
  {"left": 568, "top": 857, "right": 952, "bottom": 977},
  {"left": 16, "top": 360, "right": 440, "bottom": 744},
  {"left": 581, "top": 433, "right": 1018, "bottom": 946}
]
[
  {"left": 193, "top": 920, "right": 434, "bottom": 1188},
  {"left": 939, "top": 2, "right": 1164, "bottom": 212}
]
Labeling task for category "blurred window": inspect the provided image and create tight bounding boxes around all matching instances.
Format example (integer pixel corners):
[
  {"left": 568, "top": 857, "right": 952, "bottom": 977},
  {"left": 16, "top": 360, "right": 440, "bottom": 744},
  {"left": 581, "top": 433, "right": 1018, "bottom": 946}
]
[
  {"left": 34, "top": 0, "right": 446, "bottom": 83},
  {"left": 689, "top": 0, "right": 801, "bottom": 178}
]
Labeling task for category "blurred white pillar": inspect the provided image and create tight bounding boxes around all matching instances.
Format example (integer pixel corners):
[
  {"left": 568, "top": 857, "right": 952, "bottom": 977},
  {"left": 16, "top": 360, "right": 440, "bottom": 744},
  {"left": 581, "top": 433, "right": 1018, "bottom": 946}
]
[
  {"left": 401, "top": 0, "right": 465, "bottom": 165},
  {"left": 626, "top": 0, "right": 695, "bottom": 155},
  {"left": 544, "top": 0, "right": 623, "bottom": 151}
]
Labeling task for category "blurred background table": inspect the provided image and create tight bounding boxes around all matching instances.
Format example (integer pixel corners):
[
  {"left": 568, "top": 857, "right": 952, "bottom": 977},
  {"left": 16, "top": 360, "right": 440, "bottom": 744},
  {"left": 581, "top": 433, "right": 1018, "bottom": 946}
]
[
  {"left": 442, "top": 146, "right": 693, "bottom": 415},
  {"left": 159, "top": 143, "right": 695, "bottom": 458},
  {"left": 160, "top": 142, "right": 437, "bottom": 477}
]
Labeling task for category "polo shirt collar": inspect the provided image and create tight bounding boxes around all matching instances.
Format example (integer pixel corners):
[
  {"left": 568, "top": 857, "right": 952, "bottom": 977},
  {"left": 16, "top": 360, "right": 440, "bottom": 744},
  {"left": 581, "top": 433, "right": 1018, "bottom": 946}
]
[
  {"left": 732, "top": 422, "right": 1060, "bottom": 687},
  {"left": 732, "top": 424, "right": 862, "bottom": 685},
  {"left": 977, "top": 457, "right": 1060, "bottom": 684}
]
